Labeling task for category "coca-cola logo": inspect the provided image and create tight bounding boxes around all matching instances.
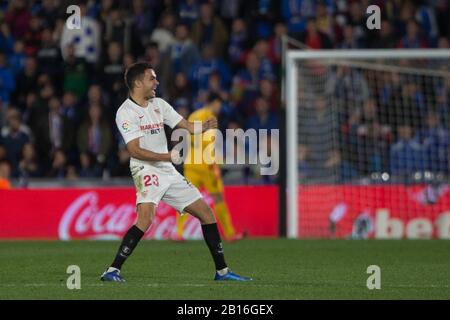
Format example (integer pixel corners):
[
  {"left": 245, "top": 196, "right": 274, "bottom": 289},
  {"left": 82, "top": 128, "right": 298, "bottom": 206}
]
[{"left": 58, "top": 191, "right": 207, "bottom": 240}]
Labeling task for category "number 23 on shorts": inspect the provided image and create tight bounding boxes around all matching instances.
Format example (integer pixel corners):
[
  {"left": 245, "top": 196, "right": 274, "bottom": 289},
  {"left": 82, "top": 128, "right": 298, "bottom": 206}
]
[{"left": 143, "top": 174, "right": 159, "bottom": 187}]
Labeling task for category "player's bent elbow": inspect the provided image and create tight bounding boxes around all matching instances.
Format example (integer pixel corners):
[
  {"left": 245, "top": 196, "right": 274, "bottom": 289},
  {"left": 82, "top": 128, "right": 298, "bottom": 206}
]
[{"left": 126, "top": 140, "right": 140, "bottom": 159}]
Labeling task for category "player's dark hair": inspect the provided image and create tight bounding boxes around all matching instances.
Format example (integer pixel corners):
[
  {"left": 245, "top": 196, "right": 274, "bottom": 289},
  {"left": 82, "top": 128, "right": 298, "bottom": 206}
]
[
  {"left": 206, "top": 92, "right": 223, "bottom": 104},
  {"left": 124, "top": 62, "right": 153, "bottom": 91}
]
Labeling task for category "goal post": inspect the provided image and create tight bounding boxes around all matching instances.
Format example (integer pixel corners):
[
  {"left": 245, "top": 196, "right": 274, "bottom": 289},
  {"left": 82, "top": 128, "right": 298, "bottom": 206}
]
[{"left": 285, "top": 49, "right": 450, "bottom": 239}]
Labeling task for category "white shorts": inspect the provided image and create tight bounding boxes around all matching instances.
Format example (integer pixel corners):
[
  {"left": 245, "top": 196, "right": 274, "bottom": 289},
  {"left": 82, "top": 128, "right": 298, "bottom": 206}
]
[{"left": 130, "top": 163, "right": 202, "bottom": 213}]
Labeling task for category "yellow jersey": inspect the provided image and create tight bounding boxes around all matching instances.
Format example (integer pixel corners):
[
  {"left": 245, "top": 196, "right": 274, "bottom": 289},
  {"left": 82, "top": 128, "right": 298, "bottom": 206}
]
[{"left": 184, "top": 107, "right": 218, "bottom": 171}]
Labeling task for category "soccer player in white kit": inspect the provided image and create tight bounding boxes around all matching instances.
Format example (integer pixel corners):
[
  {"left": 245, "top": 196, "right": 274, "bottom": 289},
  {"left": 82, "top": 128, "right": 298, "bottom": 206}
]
[{"left": 100, "top": 62, "right": 252, "bottom": 282}]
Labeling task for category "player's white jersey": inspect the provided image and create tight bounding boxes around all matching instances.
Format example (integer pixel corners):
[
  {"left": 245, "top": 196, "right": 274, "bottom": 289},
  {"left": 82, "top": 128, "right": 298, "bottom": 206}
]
[{"left": 116, "top": 97, "right": 183, "bottom": 170}]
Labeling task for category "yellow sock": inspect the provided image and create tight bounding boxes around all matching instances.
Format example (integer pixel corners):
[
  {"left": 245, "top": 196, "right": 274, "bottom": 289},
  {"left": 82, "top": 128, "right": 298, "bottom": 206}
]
[
  {"left": 176, "top": 214, "right": 189, "bottom": 237},
  {"left": 214, "top": 201, "right": 235, "bottom": 239}
]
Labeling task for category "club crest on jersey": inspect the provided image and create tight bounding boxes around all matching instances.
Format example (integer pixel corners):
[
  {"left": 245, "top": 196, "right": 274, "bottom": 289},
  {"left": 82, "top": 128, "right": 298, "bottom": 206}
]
[{"left": 121, "top": 121, "right": 130, "bottom": 132}]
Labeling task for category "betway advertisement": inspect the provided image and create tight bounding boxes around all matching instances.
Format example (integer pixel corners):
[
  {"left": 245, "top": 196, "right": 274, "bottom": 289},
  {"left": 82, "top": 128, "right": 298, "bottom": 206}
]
[
  {"left": 0, "top": 186, "right": 278, "bottom": 240},
  {"left": 298, "top": 185, "right": 450, "bottom": 239}
]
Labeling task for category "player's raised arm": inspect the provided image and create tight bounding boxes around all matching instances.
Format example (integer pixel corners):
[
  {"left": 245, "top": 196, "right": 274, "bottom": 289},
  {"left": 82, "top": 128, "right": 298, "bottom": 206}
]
[
  {"left": 125, "top": 138, "right": 179, "bottom": 163},
  {"left": 176, "top": 117, "right": 218, "bottom": 134}
]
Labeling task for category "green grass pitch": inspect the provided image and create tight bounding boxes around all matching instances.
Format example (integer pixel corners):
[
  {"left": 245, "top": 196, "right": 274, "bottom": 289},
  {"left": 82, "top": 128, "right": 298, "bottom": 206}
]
[{"left": 0, "top": 239, "right": 449, "bottom": 299}]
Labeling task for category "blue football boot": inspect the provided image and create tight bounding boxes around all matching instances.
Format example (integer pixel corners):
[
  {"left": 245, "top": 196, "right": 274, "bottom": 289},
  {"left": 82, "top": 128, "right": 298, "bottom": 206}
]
[
  {"left": 214, "top": 270, "right": 253, "bottom": 281},
  {"left": 100, "top": 269, "right": 126, "bottom": 282}
]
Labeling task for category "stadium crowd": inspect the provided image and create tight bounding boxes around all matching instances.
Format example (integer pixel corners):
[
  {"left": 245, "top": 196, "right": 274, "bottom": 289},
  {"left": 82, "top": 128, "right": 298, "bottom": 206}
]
[{"left": 0, "top": 0, "right": 449, "bottom": 187}]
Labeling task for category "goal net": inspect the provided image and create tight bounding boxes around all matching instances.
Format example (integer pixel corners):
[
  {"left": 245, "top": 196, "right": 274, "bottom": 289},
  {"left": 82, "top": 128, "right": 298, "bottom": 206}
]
[{"left": 285, "top": 49, "right": 450, "bottom": 239}]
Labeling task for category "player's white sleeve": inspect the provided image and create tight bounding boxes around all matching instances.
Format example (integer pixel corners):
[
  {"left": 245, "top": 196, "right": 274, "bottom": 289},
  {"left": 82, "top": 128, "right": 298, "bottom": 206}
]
[
  {"left": 158, "top": 98, "right": 183, "bottom": 128},
  {"left": 116, "top": 109, "right": 144, "bottom": 144}
]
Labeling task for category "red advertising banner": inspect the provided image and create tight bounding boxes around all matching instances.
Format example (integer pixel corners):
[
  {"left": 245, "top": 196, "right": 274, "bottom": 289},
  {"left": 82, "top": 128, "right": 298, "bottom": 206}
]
[
  {"left": 0, "top": 186, "right": 278, "bottom": 240},
  {"left": 299, "top": 185, "right": 450, "bottom": 239},
  {"left": 2, "top": 184, "right": 448, "bottom": 240}
]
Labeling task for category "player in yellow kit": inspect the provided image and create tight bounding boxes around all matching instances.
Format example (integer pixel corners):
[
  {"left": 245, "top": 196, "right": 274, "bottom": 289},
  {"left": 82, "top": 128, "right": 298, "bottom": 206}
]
[{"left": 174, "top": 93, "right": 243, "bottom": 241}]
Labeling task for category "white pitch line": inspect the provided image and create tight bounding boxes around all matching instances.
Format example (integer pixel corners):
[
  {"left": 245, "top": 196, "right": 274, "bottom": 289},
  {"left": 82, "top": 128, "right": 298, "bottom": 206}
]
[{"left": 0, "top": 283, "right": 449, "bottom": 289}]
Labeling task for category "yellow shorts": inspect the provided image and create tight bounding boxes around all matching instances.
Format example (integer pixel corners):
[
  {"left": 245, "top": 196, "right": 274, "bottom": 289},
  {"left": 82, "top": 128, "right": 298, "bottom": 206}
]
[{"left": 184, "top": 166, "right": 223, "bottom": 194}]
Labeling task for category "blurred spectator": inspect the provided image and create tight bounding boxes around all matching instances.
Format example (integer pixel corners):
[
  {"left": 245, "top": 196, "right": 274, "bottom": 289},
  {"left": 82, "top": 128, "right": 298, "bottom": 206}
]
[
  {"left": 47, "top": 148, "right": 67, "bottom": 178},
  {"left": 77, "top": 103, "right": 112, "bottom": 166},
  {"left": 397, "top": 19, "right": 429, "bottom": 49},
  {"left": 130, "top": 0, "right": 154, "bottom": 53},
  {"left": 370, "top": 20, "right": 397, "bottom": 48},
  {"left": 169, "top": 24, "right": 200, "bottom": 75},
  {"left": 228, "top": 18, "right": 249, "bottom": 71},
  {"left": 221, "top": 121, "right": 251, "bottom": 184},
  {"left": 189, "top": 44, "right": 231, "bottom": 95},
  {"left": 250, "top": 133, "right": 279, "bottom": 184},
  {"left": 60, "top": 2, "right": 101, "bottom": 64},
  {"left": 103, "top": 6, "right": 129, "bottom": 49},
  {"left": 87, "top": 84, "right": 110, "bottom": 121},
  {"left": 0, "top": 53, "right": 15, "bottom": 104},
  {"left": 27, "top": 81, "right": 55, "bottom": 128},
  {"left": 99, "top": 41, "right": 125, "bottom": 105},
  {"left": 66, "top": 165, "right": 79, "bottom": 180},
  {"left": 282, "top": 0, "right": 313, "bottom": 34},
  {"left": 436, "top": 76, "right": 450, "bottom": 129},
  {"left": 324, "top": 150, "right": 358, "bottom": 183},
  {"left": 169, "top": 72, "right": 193, "bottom": 111},
  {"left": 416, "top": 111, "right": 450, "bottom": 174},
  {"left": 79, "top": 152, "right": 102, "bottom": 178},
  {"left": 400, "top": 82, "right": 426, "bottom": 129},
  {"left": 144, "top": 42, "right": 173, "bottom": 100},
  {"left": 11, "top": 56, "right": 38, "bottom": 107},
  {"left": 231, "top": 51, "right": 262, "bottom": 107},
  {"left": 1, "top": 108, "right": 31, "bottom": 176},
  {"left": 298, "top": 96, "right": 338, "bottom": 180},
  {"left": 315, "top": 0, "right": 339, "bottom": 42},
  {"left": 349, "top": 99, "right": 390, "bottom": 174},
  {"left": 37, "top": 0, "right": 61, "bottom": 29},
  {"left": 178, "top": 0, "right": 199, "bottom": 28},
  {"left": 4, "top": 0, "right": 31, "bottom": 39},
  {"left": 252, "top": 39, "right": 276, "bottom": 80},
  {"left": 191, "top": 2, "right": 228, "bottom": 58},
  {"left": 328, "top": 66, "right": 370, "bottom": 107},
  {"left": 346, "top": 0, "right": 366, "bottom": 43},
  {"left": 30, "top": 96, "right": 75, "bottom": 169},
  {"left": 36, "top": 27, "right": 63, "bottom": 82},
  {"left": 208, "top": 72, "right": 229, "bottom": 101},
  {"left": 268, "top": 22, "right": 288, "bottom": 65},
  {"left": 296, "top": 17, "right": 332, "bottom": 49},
  {"left": 0, "top": 23, "right": 14, "bottom": 55},
  {"left": 218, "top": 0, "right": 241, "bottom": 27},
  {"left": 110, "top": 146, "right": 131, "bottom": 177},
  {"left": 0, "top": 160, "right": 12, "bottom": 189},
  {"left": 0, "top": 145, "right": 6, "bottom": 161},
  {"left": 242, "top": 0, "right": 280, "bottom": 41},
  {"left": 246, "top": 97, "right": 278, "bottom": 131},
  {"left": 60, "top": 91, "right": 80, "bottom": 125},
  {"left": 18, "top": 142, "right": 42, "bottom": 178},
  {"left": 298, "top": 144, "right": 311, "bottom": 181},
  {"left": 150, "top": 11, "right": 176, "bottom": 53},
  {"left": 339, "top": 24, "right": 364, "bottom": 49},
  {"left": 8, "top": 40, "right": 26, "bottom": 76},
  {"left": 63, "top": 44, "right": 89, "bottom": 98},
  {"left": 258, "top": 78, "right": 280, "bottom": 112},
  {"left": 415, "top": 1, "right": 439, "bottom": 42},
  {"left": 390, "top": 124, "right": 424, "bottom": 176},
  {"left": 23, "top": 15, "right": 43, "bottom": 56},
  {"left": 435, "top": 0, "right": 449, "bottom": 38}
]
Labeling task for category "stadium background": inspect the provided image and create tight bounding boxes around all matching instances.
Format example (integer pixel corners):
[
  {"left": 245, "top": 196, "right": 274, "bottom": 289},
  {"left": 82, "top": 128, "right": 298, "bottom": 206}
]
[{"left": 0, "top": 0, "right": 449, "bottom": 240}]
